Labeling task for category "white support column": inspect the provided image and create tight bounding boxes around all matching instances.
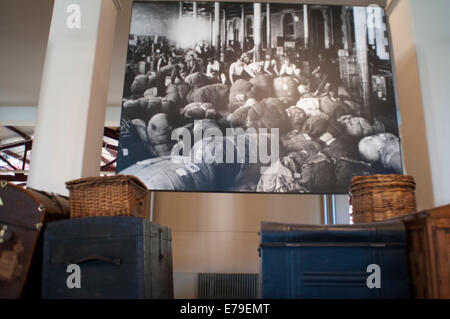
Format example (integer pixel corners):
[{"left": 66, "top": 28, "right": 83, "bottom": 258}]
[
  {"left": 266, "top": 3, "right": 271, "bottom": 49},
  {"left": 303, "top": 4, "right": 309, "bottom": 49},
  {"left": 222, "top": 9, "right": 226, "bottom": 47},
  {"left": 321, "top": 8, "right": 330, "bottom": 49},
  {"left": 253, "top": 3, "right": 262, "bottom": 62},
  {"left": 27, "top": 0, "right": 118, "bottom": 195},
  {"left": 193, "top": 1, "right": 197, "bottom": 20},
  {"left": 240, "top": 5, "right": 245, "bottom": 49},
  {"left": 353, "top": 7, "right": 371, "bottom": 116},
  {"left": 213, "top": 2, "right": 220, "bottom": 53}
]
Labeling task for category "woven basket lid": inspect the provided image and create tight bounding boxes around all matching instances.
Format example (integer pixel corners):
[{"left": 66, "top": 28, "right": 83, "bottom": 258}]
[
  {"left": 65, "top": 174, "right": 148, "bottom": 190},
  {"left": 350, "top": 174, "right": 415, "bottom": 193}
]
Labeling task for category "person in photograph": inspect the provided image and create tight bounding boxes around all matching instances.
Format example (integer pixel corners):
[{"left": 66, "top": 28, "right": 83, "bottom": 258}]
[
  {"left": 279, "top": 56, "right": 298, "bottom": 76},
  {"left": 229, "top": 53, "right": 251, "bottom": 84},
  {"left": 155, "top": 58, "right": 185, "bottom": 97},
  {"left": 311, "top": 52, "right": 339, "bottom": 95},
  {"left": 156, "top": 52, "right": 169, "bottom": 72},
  {"left": 185, "top": 51, "right": 201, "bottom": 75},
  {"left": 206, "top": 56, "right": 221, "bottom": 83},
  {"left": 263, "top": 54, "right": 279, "bottom": 76},
  {"left": 245, "top": 61, "right": 265, "bottom": 78}
]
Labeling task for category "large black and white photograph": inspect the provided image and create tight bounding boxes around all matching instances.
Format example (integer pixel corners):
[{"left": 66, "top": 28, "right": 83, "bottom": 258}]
[{"left": 117, "top": 1, "right": 403, "bottom": 194}]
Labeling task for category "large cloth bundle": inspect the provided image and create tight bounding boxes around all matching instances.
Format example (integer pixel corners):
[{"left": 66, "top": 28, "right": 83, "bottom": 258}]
[
  {"left": 187, "top": 83, "right": 229, "bottom": 111},
  {"left": 319, "top": 96, "right": 342, "bottom": 117},
  {"left": 335, "top": 157, "right": 373, "bottom": 192},
  {"left": 139, "top": 97, "right": 164, "bottom": 122},
  {"left": 191, "top": 133, "right": 282, "bottom": 190},
  {"left": 249, "top": 74, "right": 274, "bottom": 100},
  {"left": 117, "top": 118, "right": 154, "bottom": 171},
  {"left": 359, "top": 133, "right": 402, "bottom": 173},
  {"left": 322, "top": 136, "right": 358, "bottom": 161},
  {"left": 161, "top": 84, "right": 181, "bottom": 116},
  {"left": 229, "top": 79, "right": 256, "bottom": 112},
  {"left": 246, "top": 98, "right": 292, "bottom": 134},
  {"left": 147, "top": 113, "right": 175, "bottom": 156},
  {"left": 227, "top": 106, "right": 252, "bottom": 128},
  {"left": 286, "top": 106, "right": 307, "bottom": 130},
  {"left": 184, "top": 72, "right": 209, "bottom": 89},
  {"left": 176, "top": 82, "right": 191, "bottom": 106},
  {"left": 281, "top": 130, "right": 322, "bottom": 156},
  {"left": 120, "top": 156, "right": 216, "bottom": 191},
  {"left": 182, "top": 102, "right": 215, "bottom": 120},
  {"left": 131, "top": 75, "right": 156, "bottom": 98},
  {"left": 337, "top": 115, "right": 373, "bottom": 138},
  {"left": 273, "top": 76, "right": 300, "bottom": 100},
  {"left": 302, "top": 113, "right": 330, "bottom": 138},
  {"left": 299, "top": 153, "right": 336, "bottom": 193},
  {"left": 296, "top": 98, "right": 322, "bottom": 117},
  {"left": 257, "top": 153, "right": 308, "bottom": 193},
  {"left": 122, "top": 99, "right": 144, "bottom": 121}
]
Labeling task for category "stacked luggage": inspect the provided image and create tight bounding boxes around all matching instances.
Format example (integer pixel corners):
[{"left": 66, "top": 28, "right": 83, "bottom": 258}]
[
  {"left": 0, "top": 182, "right": 70, "bottom": 298},
  {"left": 0, "top": 175, "right": 174, "bottom": 299},
  {"left": 41, "top": 175, "right": 173, "bottom": 299},
  {"left": 259, "top": 221, "right": 411, "bottom": 299}
]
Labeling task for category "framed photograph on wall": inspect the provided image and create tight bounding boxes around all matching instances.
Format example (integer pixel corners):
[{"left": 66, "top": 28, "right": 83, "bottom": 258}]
[{"left": 116, "top": 1, "right": 403, "bottom": 194}]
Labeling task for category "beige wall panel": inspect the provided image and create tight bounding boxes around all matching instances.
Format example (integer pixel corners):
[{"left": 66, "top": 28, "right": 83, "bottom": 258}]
[
  {"left": 154, "top": 192, "right": 322, "bottom": 232},
  {"left": 172, "top": 231, "right": 261, "bottom": 274}
]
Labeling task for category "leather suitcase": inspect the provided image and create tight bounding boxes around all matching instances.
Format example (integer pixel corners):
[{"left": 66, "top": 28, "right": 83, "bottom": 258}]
[
  {"left": 42, "top": 216, "right": 173, "bottom": 299},
  {"left": 259, "top": 221, "right": 411, "bottom": 299},
  {"left": 397, "top": 205, "right": 450, "bottom": 298},
  {"left": 0, "top": 182, "right": 69, "bottom": 298}
]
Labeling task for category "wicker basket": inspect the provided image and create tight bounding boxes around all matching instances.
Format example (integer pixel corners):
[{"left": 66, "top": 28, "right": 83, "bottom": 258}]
[
  {"left": 66, "top": 175, "right": 150, "bottom": 219},
  {"left": 350, "top": 174, "right": 417, "bottom": 223}
]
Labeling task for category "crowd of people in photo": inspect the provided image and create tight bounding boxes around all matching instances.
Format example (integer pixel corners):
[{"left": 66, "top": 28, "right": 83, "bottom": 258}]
[
  {"left": 118, "top": 35, "right": 402, "bottom": 193},
  {"left": 124, "top": 37, "right": 340, "bottom": 99}
]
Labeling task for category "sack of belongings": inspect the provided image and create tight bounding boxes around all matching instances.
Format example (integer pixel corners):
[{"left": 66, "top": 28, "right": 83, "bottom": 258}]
[
  {"left": 281, "top": 130, "right": 322, "bottom": 156},
  {"left": 273, "top": 76, "right": 300, "bottom": 100},
  {"left": 245, "top": 98, "right": 292, "bottom": 134},
  {"left": 299, "top": 153, "right": 336, "bottom": 193},
  {"left": 286, "top": 106, "right": 308, "bottom": 130},
  {"left": 321, "top": 135, "right": 358, "bottom": 161},
  {"left": 249, "top": 74, "right": 274, "bottom": 100},
  {"left": 119, "top": 156, "right": 216, "bottom": 191},
  {"left": 227, "top": 106, "right": 252, "bottom": 128},
  {"left": 257, "top": 154, "right": 309, "bottom": 193},
  {"left": 117, "top": 118, "right": 154, "bottom": 172},
  {"left": 122, "top": 99, "right": 144, "bottom": 121},
  {"left": 229, "top": 80, "right": 257, "bottom": 112},
  {"left": 162, "top": 84, "right": 181, "bottom": 116},
  {"left": 141, "top": 97, "right": 165, "bottom": 123},
  {"left": 183, "top": 102, "right": 214, "bottom": 120},
  {"left": 147, "top": 113, "right": 175, "bottom": 156},
  {"left": 191, "top": 132, "right": 282, "bottom": 191},
  {"left": 359, "top": 133, "right": 402, "bottom": 173},
  {"left": 184, "top": 72, "right": 209, "bottom": 89},
  {"left": 177, "top": 82, "right": 191, "bottom": 106},
  {"left": 319, "top": 95, "right": 342, "bottom": 117},
  {"left": 187, "top": 83, "right": 229, "bottom": 111},
  {"left": 302, "top": 113, "right": 330, "bottom": 138},
  {"left": 296, "top": 97, "right": 322, "bottom": 117},
  {"left": 143, "top": 87, "right": 158, "bottom": 98},
  {"left": 337, "top": 115, "right": 373, "bottom": 138},
  {"left": 335, "top": 157, "right": 373, "bottom": 192},
  {"left": 131, "top": 74, "right": 156, "bottom": 98}
]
